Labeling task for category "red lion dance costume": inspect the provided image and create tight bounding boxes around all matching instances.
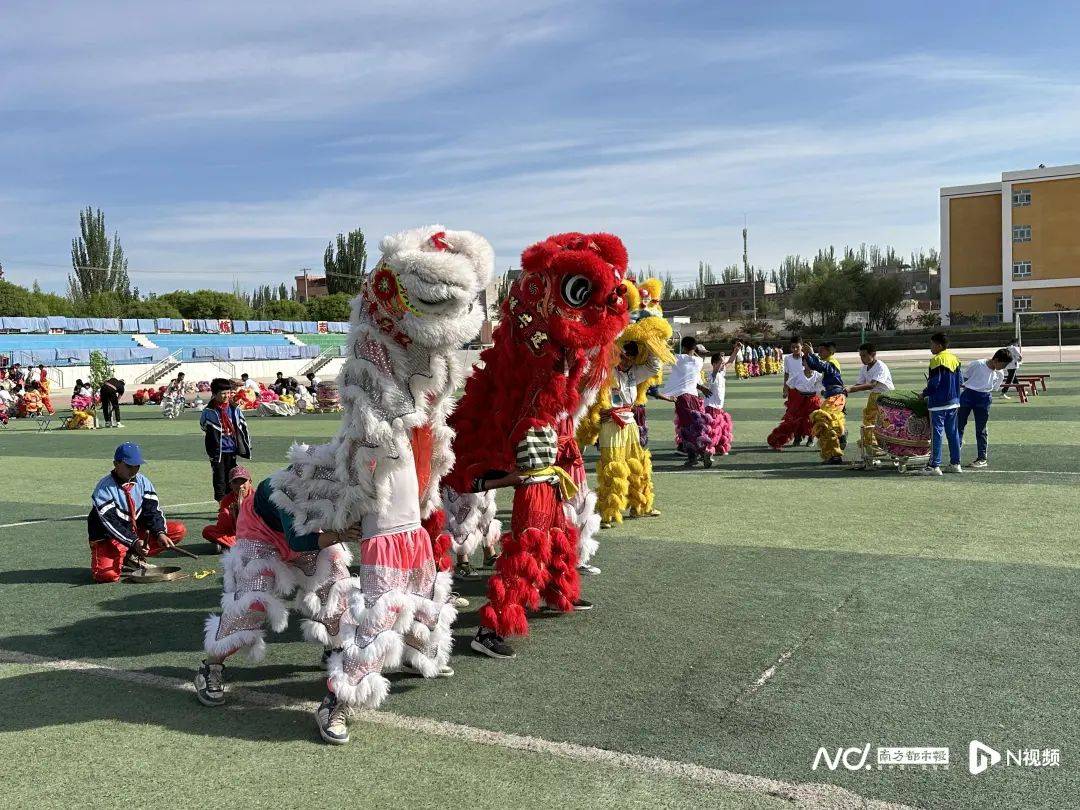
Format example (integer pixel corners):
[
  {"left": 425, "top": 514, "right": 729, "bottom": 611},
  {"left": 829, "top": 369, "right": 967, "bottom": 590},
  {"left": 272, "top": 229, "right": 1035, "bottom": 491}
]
[{"left": 446, "top": 233, "right": 630, "bottom": 659}]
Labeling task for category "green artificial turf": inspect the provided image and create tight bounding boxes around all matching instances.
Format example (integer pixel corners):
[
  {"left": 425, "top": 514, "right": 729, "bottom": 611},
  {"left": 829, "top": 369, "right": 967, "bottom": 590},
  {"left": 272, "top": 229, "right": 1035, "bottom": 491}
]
[{"left": 1, "top": 362, "right": 1078, "bottom": 809}]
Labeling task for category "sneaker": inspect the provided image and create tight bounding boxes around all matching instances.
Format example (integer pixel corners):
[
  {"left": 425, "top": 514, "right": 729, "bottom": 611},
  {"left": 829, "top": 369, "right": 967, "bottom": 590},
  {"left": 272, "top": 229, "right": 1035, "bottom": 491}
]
[
  {"left": 572, "top": 599, "right": 594, "bottom": 611},
  {"left": 599, "top": 521, "right": 613, "bottom": 529},
  {"left": 805, "top": 437, "right": 815, "bottom": 447},
  {"left": 970, "top": 458, "right": 989, "bottom": 469},
  {"left": 454, "top": 559, "right": 476, "bottom": 579},
  {"left": 114, "top": 422, "right": 125, "bottom": 428},
  {"left": 919, "top": 466, "right": 943, "bottom": 476},
  {"left": 402, "top": 661, "right": 455, "bottom": 678},
  {"left": 577, "top": 563, "right": 601, "bottom": 575},
  {"left": 470, "top": 628, "right": 516, "bottom": 659},
  {"left": 1001, "top": 393, "right": 1011, "bottom": 400},
  {"left": 944, "top": 463, "right": 963, "bottom": 474},
  {"left": 194, "top": 660, "right": 225, "bottom": 707},
  {"left": 702, "top": 454, "right": 713, "bottom": 468},
  {"left": 315, "top": 693, "right": 350, "bottom": 745},
  {"left": 451, "top": 592, "right": 470, "bottom": 609},
  {"left": 482, "top": 549, "right": 499, "bottom": 568},
  {"left": 826, "top": 456, "right": 844, "bottom": 465}
]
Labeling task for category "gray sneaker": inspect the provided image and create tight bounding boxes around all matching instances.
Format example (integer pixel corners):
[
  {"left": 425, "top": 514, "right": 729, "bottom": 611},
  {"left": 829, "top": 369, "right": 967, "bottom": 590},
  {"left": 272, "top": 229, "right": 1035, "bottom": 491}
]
[
  {"left": 194, "top": 660, "right": 225, "bottom": 706},
  {"left": 969, "top": 458, "right": 989, "bottom": 469},
  {"left": 918, "top": 466, "right": 943, "bottom": 477},
  {"left": 316, "top": 693, "right": 350, "bottom": 745}
]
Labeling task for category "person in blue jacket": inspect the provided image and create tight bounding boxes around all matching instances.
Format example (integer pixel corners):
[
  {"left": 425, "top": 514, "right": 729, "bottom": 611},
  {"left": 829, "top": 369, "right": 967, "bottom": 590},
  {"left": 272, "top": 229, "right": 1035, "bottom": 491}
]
[{"left": 920, "top": 332, "right": 964, "bottom": 475}]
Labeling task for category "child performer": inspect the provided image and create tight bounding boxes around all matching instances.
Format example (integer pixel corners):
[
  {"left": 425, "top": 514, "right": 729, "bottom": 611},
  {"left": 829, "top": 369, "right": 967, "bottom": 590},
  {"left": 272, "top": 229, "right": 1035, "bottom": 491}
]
[
  {"left": 593, "top": 341, "right": 663, "bottom": 528},
  {"left": 958, "top": 348, "right": 1011, "bottom": 468},
  {"left": 200, "top": 378, "right": 252, "bottom": 501},
  {"left": 803, "top": 341, "right": 847, "bottom": 464},
  {"left": 700, "top": 342, "right": 741, "bottom": 457},
  {"left": 919, "top": 332, "right": 964, "bottom": 475},
  {"left": 662, "top": 336, "right": 715, "bottom": 467},
  {"left": 201, "top": 465, "right": 253, "bottom": 550},
  {"left": 768, "top": 340, "right": 822, "bottom": 450},
  {"left": 87, "top": 443, "right": 187, "bottom": 582},
  {"left": 37, "top": 365, "right": 55, "bottom": 414},
  {"left": 844, "top": 342, "right": 894, "bottom": 462}
]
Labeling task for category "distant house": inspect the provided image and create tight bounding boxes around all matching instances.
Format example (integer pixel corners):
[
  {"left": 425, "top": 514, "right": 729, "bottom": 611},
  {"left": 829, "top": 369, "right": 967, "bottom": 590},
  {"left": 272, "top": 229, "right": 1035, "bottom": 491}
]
[{"left": 295, "top": 272, "right": 329, "bottom": 302}]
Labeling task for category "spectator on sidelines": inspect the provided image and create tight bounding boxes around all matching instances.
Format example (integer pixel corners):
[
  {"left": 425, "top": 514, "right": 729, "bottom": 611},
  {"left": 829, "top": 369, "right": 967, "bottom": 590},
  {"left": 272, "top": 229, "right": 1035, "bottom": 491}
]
[
  {"left": 200, "top": 378, "right": 252, "bottom": 501},
  {"left": 87, "top": 442, "right": 187, "bottom": 583},
  {"left": 100, "top": 376, "right": 126, "bottom": 428}
]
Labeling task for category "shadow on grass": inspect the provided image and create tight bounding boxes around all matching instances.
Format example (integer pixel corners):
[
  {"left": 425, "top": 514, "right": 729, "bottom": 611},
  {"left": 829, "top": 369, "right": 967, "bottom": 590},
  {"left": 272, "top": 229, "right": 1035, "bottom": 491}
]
[
  {"left": 0, "top": 667, "right": 321, "bottom": 744},
  {"left": 0, "top": 567, "right": 90, "bottom": 586}
]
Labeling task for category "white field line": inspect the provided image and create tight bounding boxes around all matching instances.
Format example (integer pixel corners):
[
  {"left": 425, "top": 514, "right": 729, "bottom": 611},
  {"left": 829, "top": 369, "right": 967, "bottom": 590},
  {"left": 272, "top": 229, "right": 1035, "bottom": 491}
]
[
  {"left": 0, "top": 500, "right": 217, "bottom": 531},
  {"left": 0, "top": 647, "right": 913, "bottom": 810},
  {"left": 654, "top": 466, "right": 1080, "bottom": 477}
]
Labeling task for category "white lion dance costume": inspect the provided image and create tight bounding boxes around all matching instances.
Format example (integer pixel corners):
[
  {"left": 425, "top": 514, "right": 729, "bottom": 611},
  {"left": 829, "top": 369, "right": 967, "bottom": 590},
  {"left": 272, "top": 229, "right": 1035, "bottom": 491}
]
[
  {"left": 195, "top": 226, "right": 492, "bottom": 744},
  {"left": 577, "top": 281, "right": 674, "bottom": 527}
]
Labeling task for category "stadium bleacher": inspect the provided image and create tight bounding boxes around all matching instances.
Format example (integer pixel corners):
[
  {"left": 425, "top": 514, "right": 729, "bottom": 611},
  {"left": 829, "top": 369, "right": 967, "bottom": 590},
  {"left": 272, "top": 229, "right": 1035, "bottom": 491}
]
[{"left": 0, "top": 317, "right": 345, "bottom": 366}]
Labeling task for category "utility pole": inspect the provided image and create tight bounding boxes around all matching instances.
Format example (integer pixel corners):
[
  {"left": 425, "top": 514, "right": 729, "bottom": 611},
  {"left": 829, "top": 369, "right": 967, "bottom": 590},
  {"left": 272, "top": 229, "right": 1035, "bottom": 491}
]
[{"left": 743, "top": 217, "right": 756, "bottom": 318}]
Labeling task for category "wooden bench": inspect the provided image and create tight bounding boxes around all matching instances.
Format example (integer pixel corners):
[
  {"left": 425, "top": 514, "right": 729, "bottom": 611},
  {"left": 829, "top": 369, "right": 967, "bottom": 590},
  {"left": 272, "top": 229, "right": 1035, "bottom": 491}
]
[
  {"left": 1016, "top": 373, "right": 1050, "bottom": 393},
  {"left": 1000, "top": 382, "right": 1030, "bottom": 403}
]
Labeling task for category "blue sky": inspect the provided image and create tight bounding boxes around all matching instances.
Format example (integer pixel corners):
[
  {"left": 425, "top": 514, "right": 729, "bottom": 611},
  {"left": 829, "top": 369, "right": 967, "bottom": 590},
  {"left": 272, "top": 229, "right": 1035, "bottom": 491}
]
[{"left": 2, "top": 0, "right": 1079, "bottom": 293}]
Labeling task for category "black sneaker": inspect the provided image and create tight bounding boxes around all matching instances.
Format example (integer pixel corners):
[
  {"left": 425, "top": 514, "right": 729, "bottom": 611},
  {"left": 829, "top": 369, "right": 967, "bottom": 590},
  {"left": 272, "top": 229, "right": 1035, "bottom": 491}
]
[
  {"left": 483, "top": 549, "right": 499, "bottom": 568},
  {"left": 316, "top": 693, "right": 350, "bottom": 745},
  {"left": 826, "top": 455, "right": 844, "bottom": 465},
  {"left": 839, "top": 433, "right": 848, "bottom": 450},
  {"left": 194, "top": 660, "right": 225, "bottom": 707},
  {"left": 805, "top": 436, "right": 815, "bottom": 447},
  {"left": 572, "top": 599, "right": 594, "bottom": 611},
  {"left": 470, "top": 628, "right": 516, "bottom": 659},
  {"left": 682, "top": 451, "right": 698, "bottom": 468},
  {"left": 454, "top": 559, "right": 476, "bottom": 579},
  {"left": 702, "top": 454, "right": 713, "bottom": 469}
]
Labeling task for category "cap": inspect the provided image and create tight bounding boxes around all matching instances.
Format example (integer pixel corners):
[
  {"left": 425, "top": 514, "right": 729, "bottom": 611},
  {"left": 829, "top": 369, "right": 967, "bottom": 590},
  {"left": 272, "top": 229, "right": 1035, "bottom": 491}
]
[
  {"left": 229, "top": 465, "right": 251, "bottom": 483},
  {"left": 114, "top": 442, "right": 145, "bottom": 466}
]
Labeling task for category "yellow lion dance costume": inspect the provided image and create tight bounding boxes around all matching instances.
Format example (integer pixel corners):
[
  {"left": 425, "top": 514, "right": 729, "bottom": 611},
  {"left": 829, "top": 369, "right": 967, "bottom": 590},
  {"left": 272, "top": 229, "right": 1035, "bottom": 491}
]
[{"left": 577, "top": 280, "right": 675, "bottom": 527}]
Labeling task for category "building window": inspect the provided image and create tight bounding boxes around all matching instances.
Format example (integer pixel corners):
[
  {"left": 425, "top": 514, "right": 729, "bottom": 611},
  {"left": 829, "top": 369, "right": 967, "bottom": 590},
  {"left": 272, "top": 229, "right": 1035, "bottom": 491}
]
[
  {"left": 1012, "top": 260, "right": 1032, "bottom": 279},
  {"left": 996, "top": 298, "right": 1004, "bottom": 315},
  {"left": 1012, "top": 189, "right": 1032, "bottom": 207},
  {"left": 913, "top": 281, "right": 928, "bottom": 293},
  {"left": 1013, "top": 295, "right": 1032, "bottom": 313},
  {"left": 1012, "top": 225, "right": 1031, "bottom": 243}
]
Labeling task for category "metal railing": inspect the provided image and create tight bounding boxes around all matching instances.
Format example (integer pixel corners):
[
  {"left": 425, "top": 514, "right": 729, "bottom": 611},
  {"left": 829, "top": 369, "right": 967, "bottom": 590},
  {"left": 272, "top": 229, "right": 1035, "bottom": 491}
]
[{"left": 137, "top": 350, "right": 182, "bottom": 384}]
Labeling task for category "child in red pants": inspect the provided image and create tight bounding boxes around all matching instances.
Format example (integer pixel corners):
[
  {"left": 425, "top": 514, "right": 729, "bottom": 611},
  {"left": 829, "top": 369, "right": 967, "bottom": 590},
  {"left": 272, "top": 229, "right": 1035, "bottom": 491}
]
[
  {"left": 201, "top": 465, "right": 252, "bottom": 550},
  {"left": 87, "top": 442, "right": 187, "bottom": 583}
]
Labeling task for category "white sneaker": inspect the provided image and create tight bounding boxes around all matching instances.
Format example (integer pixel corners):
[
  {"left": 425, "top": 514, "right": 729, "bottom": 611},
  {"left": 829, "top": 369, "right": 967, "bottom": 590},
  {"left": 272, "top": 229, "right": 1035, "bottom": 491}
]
[
  {"left": 451, "top": 593, "right": 470, "bottom": 609},
  {"left": 944, "top": 463, "right": 963, "bottom": 474},
  {"left": 402, "top": 662, "right": 455, "bottom": 678},
  {"left": 114, "top": 422, "right": 125, "bottom": 428},
  {"left": 969, "top": 459, "right": 989, "bottom": 469},
  {"left": 577, "top": 563, "right": 601, "bottom": 575},
  {"left": 918, "top": 466, "right": 943, "bottom": 476},
  {"left": 1001, "top": 393, "right": 1011, "bottom": 400}
]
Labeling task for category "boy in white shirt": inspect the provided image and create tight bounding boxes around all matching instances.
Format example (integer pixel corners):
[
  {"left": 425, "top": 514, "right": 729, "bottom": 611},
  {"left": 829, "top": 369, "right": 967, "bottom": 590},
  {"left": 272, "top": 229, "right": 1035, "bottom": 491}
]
[
  {"left": 660, "top": 335, "right": 713, "bottom": 467},
  {"left": 844, "top": 342, "right": 894, "bottom": 460},
  {"left": 959, "top": 348, "right": 1012, "bottom": 468},
  {"left": 768, "top": 348, "right": 823, "bottom": 450},
  {"left": 700, "top": 342, "right": 742, "bottom": 457}
]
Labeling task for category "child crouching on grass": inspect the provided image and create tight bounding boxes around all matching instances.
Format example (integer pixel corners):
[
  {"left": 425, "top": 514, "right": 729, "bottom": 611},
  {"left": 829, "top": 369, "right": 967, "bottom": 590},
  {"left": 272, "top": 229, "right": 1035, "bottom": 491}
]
[{"left": 958, "top": 348, "right": 1012, "bottom": 469}]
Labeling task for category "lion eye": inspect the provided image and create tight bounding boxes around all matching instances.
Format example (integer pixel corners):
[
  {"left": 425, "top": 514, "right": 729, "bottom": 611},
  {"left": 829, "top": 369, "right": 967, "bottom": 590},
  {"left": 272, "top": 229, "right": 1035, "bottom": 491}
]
[{"left": 560, "top": 274, "right": 592, "bottom": 307}]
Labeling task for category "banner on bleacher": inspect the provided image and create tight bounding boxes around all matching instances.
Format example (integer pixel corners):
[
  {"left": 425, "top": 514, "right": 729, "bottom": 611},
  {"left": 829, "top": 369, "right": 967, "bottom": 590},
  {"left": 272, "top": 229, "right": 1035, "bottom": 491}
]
[
  {"left": 219, "top": 319, "right": 233, "bottom": 333},
  {"left": 317, "top": 321, "right": 328, "bottom": 333}
]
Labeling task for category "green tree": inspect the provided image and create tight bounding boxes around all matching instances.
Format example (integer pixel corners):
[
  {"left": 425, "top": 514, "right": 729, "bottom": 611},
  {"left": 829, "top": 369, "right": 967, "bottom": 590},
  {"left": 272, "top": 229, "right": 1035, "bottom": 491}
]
[
  {"left": 158, "top": 289, "right": 253, "bottom": 320},
  {"left": 259, "top": 299, "right": 308, "bottom": 320},
  {"left": 862, "top": 275, "right": 905, "bottom": 331},
  {"left": 69, "top": 207, "right": 131, "bottom": 301},
  {"left": 303, "top": 293, "right": 352, "bottom": 322},
  {"left": 720, "top": 264, "right": 740, "bottom": 283},
  {"left": 324, "top": 228, "right": 368, "bottom": 295},
  {"left": 0, "top": 280, "right": 46, "bottom": 316},
  {"left": 73, "top": 291, "right": 125, "bottom": 318},
  {"left": 123, "top": 297, "right": 183, "bottom": 319},
  {"left": 89, "top": 350, "right": 114, "bottom": 391}
]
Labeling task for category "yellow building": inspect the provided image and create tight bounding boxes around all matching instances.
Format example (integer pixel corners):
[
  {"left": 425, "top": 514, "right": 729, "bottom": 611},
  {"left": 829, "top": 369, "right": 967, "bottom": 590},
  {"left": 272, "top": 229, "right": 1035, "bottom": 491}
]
[{"left": 941, "top": 163, "right": 1080, "bottom": 322}]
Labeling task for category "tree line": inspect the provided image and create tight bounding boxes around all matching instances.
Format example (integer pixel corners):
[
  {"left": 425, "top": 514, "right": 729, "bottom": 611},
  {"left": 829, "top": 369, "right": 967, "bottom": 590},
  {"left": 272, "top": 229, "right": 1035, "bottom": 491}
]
[
  {"left": 654, "top": 244, "right": 938, "bottom": 330},
  {"left": 0, "top": 207, "right": 369, "bottom": 322}
]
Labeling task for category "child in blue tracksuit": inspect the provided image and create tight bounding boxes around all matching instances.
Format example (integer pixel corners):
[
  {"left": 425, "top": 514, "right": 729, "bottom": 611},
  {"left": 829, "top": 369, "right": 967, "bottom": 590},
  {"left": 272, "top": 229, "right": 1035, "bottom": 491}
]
[
  {"left": 958, "top": 348, "right": 1012, "bottom": 468},
  {"left": 921, "top": 332, "right": 963, "bottom": 475}
]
